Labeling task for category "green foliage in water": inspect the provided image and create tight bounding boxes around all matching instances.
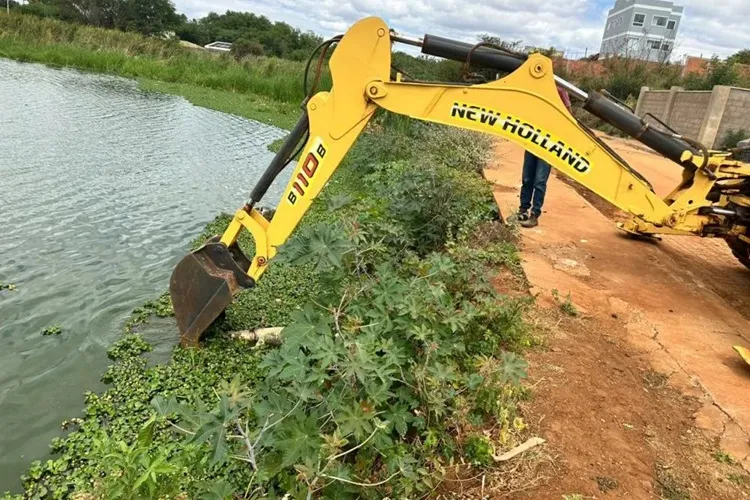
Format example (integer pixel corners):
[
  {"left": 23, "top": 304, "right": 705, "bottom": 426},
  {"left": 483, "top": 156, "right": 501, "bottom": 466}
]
[
  {"left": 153, "top": 221, "right": 531, "bottom": 497},
  {"left": 41, "top": 325, "right": 62, "bottom": 336},
  {"left": 0, "top": 281, "right": 17, "bottom": 291},
  {"left": 13, "top": 118, "right": 534, "bottom": 499},
  {"left": 123, "top": 293, "right": 173, "bottom": 333}
]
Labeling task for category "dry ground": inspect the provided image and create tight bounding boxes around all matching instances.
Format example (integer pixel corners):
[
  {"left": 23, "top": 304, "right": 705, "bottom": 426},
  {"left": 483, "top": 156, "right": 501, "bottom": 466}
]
[{"left": 477, "top": 135, "right": 750, "bottom": 499}]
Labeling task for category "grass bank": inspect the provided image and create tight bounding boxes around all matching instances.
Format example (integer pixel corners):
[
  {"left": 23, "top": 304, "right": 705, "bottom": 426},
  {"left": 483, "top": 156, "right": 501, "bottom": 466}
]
[
  {"left": 8, "top": 114, "right": 537, "bottom": 499},
  {"left": 0, "top": 13, "right": 322, "bottom": 128},
  {"left": 138, "top": 80, "right": 301, "bottom": 130}
]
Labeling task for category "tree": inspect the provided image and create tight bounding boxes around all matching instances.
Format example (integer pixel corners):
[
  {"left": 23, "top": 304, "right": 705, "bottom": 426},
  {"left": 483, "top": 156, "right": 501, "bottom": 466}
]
[
  {"left": 121, "top": 0, "right": 180, "bottom": 36},
  {"left": 31, "top": 0, "right": 178, "bottom": 35},
  {"left": 174, "top": 10, "right": 321, "bottom": 58},
  {"left": 477, "top": 33, "right": 523, "bottom": 53},
  {"left": 231, "top": 37, "right": 264, "bottom": 60},
  {"left": 15, "top": 0, "right": 61, "bottom": 18},
  {"left": 728, "top": 49, "right": 750, "bottom": 66}
]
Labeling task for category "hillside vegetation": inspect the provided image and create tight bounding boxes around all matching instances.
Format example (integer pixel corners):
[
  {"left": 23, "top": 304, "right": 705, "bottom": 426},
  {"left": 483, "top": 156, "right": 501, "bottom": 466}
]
[{"left": 0, "top": 13, "right": 328, "bottom": 106}]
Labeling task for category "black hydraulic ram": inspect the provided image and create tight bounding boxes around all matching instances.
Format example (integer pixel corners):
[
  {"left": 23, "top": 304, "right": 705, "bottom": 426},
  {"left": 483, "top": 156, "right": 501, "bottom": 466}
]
[{"left": 411, "top": 34, "right": 697, "bottom": 168}]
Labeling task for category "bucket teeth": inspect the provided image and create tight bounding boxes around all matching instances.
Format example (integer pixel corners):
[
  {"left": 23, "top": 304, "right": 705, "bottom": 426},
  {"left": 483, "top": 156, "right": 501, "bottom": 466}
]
[{"left": 169, "top": 238, "right": 254, "bottom": 347}]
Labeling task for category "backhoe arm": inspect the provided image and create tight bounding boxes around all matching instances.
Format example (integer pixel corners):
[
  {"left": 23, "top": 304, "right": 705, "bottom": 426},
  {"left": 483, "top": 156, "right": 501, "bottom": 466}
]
[
  {"left": 366, "top": 66, "right": 671, "bottom": 221},
  {"left": 227, "top": 16, "right": 676, "bottom": 284},
  {"left": 169, "top": 16, "right": 713, "bottom": 347}
]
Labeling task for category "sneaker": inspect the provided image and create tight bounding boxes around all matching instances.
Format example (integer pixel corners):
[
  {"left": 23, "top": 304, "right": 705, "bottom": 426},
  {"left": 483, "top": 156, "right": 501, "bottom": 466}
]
[
  {"left": 520, "top": 214, "right": 538, "bottom": 228},
  {"left": 516, "top": 211, "right": 530, "bottom": 222}
]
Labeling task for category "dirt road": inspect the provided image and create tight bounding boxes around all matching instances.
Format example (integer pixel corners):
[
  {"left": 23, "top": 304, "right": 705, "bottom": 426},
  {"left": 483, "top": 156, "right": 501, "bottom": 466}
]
[{"left": 484, "top": 137, "right": 750, "bottom": 499}]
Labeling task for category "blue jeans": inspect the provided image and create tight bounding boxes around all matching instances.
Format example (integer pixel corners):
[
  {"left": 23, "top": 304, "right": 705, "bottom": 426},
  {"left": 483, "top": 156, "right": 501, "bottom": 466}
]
[{"left": 519, "top": 151, "right": 551, "bottom": 218}]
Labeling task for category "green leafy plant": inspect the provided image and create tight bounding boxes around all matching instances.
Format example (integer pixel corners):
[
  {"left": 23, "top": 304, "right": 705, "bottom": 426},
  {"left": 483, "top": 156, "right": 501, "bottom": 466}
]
[
  {"left": 464, "top": 434, "right": 495, "bottom": 466},
  {"left": 721, "top": 129, "right": 749, "bottom": 150},
  {"left": 153, "top": 214, "right": 531, "bottom": 497},
  {"left": 552, "top": 289, "right": 578, "bottom": 317},
  {"left": 713, "top": 450, "right": 736, "bottom": 465},
  {"left": 88, "top": 416, "right": 183, "bottom": 500},
  {"left": 41, "top": 325, "right": 62, "bottom": 336},
  {"left": 0, "top": 281, "right": 17, "bottom": 291}
]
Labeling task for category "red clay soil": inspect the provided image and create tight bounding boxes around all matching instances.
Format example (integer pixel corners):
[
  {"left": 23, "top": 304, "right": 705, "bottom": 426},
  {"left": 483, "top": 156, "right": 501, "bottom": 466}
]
[{"left": 480, "top": 137, "right": 750, "bottom": 499}]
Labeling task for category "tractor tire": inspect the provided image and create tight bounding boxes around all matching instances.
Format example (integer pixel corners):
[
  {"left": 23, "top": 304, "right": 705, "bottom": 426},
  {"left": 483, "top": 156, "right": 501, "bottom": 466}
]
[{"left": 726, "top": 236, "right": 750, "bottom": 270}]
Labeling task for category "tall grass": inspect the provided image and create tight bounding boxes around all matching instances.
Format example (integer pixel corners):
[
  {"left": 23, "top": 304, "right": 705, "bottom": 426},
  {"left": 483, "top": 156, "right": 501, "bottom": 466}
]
[{"left": 0, "top": 12, "right": 330, "bottom": 104}]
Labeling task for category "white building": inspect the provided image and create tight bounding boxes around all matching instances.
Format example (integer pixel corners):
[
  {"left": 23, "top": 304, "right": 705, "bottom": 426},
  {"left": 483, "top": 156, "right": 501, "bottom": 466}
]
[
  {"left": 600, "top": 0, "right": 683, "bottom": 62},
  {"left": 204, "top": 42, "right": 233, "bottom": 53}
]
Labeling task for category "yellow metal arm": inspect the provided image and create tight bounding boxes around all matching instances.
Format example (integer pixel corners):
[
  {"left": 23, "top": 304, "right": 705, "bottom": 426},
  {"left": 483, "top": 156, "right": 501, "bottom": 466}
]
[
  {"left": 171, "top": 15, "right": 750, "bottom": 347},
  {"left": 222, "top": 15, "right": 680, "bottom": 284},
  {"left": 365, "top": 66, "right": 672, "bottom": 223},
  {"left": 217, "top": 17, "right": 390, "bottom": 282},
  {"left": 220, "top": 16, "right": 743, "bottom": 282}
]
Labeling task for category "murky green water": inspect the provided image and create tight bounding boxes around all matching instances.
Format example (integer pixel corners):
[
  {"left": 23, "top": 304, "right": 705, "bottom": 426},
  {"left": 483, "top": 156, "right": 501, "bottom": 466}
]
[{"left": 0, "top": 58, "right": 291, "bottom": 491}]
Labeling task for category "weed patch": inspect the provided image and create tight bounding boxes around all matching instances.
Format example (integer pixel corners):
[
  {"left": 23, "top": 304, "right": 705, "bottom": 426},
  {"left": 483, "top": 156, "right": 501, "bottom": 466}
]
[
  {"left": 552, "top": 289, "right": 578, "bottom": 317},
  {"left": 656, "top": 465, "right": 690, "bottom": 500},
  {"left": 595, "top": 475, "right": 618, "bottom": 492},
  {"left": 41, "top": 325, "right": 62, "bottom": 336},
  {"left": 728, "top": 473, "right": 746, "bottom": 485},
  {"left": 713, "top": 450, "right": 736, "bottom": 465},
  {"left": 721, "top": 129, "right": 749, "bottom": 150},
  {"left": 643, "top": 370, "right": 670, "bottom": 390}
]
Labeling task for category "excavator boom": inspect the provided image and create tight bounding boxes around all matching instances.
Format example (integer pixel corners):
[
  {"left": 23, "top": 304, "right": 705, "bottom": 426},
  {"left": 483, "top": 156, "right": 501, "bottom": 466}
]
[{"left": 169, "top": 16, "right": 750, "bottom": 348}]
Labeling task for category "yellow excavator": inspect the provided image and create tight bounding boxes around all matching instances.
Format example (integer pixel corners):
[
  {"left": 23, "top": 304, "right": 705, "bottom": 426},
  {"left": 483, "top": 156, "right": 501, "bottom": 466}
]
[{"left": 169, "top": 17, "right": 750, "bottom": 362}]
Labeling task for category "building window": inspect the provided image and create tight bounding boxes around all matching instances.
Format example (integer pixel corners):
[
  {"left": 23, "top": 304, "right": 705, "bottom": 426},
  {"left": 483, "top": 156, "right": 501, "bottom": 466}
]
[
  {"left": 661, "top": 43, "right": 671, "bottom": 52},
  {"left": 653, "top": 16, "right": 667, "bottom": 27},
  {"left": 633, "top": 13, "right": 646, "bottom": 27},
  {"left": 667, "top": 20, "right": 676, "bottom": 30},
  {"left": 647, "top": 40, "right": 662, "bottom": 50}
]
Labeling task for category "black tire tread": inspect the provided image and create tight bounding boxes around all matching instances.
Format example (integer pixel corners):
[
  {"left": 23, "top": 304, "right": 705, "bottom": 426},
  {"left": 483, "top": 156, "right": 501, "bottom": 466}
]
[{"left": 726, "top": 237, "right": 750, "bottom": 270}]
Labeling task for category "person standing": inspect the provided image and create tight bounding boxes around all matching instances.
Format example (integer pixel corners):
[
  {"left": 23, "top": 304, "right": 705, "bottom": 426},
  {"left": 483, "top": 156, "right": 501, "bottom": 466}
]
[{"left": 517, "top": 87, "right": 572, "bottom": 228}]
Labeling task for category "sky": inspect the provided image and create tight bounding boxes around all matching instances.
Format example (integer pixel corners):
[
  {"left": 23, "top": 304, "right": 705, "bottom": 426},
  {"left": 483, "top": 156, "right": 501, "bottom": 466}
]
[{"left": 173, "top": 0, "right": 749, "bottom": 61}]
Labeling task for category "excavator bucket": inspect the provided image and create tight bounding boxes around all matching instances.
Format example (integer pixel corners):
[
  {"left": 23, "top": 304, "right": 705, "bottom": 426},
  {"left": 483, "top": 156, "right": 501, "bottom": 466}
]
[
  {"left": 169, "top": 109, "right": 313, "bottom": 348},
  {"left": 169, "top": 236, "right": 255, "bottom": 347}
]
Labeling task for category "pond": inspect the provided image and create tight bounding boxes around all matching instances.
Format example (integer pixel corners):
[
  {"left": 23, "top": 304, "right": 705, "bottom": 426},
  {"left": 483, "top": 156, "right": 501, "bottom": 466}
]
[{"left": 0, "top": 58, "right": 291, "bottom": 492}]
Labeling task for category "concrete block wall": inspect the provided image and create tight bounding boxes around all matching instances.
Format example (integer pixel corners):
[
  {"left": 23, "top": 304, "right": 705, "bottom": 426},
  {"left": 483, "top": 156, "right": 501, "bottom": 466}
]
[
  {"left": 635, "top": 85, "right": 750, "bottom": 149},
  {"left": 666, "top": 91, "right": 712, "bottom": 140},
  {"left": 715, "top": 88, "right": 750, "bottom": 148},
  {"left": 635, "top": 90, "right": 669, "bottom": 118}
]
